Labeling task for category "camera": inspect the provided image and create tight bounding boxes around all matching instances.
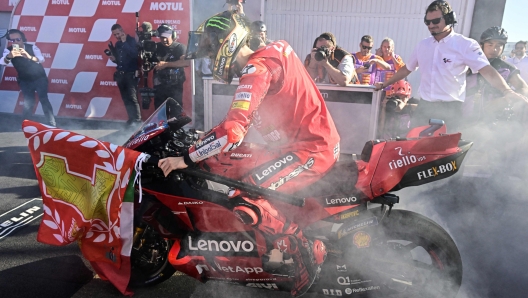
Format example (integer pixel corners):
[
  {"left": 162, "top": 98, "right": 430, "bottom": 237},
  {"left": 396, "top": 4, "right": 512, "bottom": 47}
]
[
  {"left": 249, "top": 35, "right": 262, "bottom": 51},
  {"left": 140, "top": 87, "right": 156, "bottom": 109},
  {"left": 385, "top": 97, "right": 401, "bottom": 113},
  {"left": 314, "top": 46, "right": 331, "bottom": 61},
  {"left": 363, "top": 62, "right": 371, "bottom": 69}
]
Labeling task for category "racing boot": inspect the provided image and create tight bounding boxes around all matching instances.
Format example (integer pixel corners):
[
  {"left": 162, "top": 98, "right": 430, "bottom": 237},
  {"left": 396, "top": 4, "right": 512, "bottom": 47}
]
[{"left": 274, "top": 235, "right": 327, "bottom": 297}]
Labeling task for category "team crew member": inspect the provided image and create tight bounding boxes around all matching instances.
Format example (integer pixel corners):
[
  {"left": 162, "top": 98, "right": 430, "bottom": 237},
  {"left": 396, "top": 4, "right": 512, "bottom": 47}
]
[
  {"left": 158, "top": 10, "right": 339, "bottom": 297},
  {"left": 465, "top": 26, "right": 528, "bottom": 125},
  {"left": 0, "top": 29, "right": 56, "bottom": 126},
  {"left": 376, "top": 0, "right": 528, "bottom": 131},
  {"left": 108, "top": 24, "right": 141, "bottom": 127}
]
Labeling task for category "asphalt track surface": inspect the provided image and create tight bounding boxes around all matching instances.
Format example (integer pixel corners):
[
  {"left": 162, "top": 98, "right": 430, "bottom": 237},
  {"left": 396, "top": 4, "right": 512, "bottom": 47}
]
[{"left": 1, "top": 112, "right": 527, "bottom": 298}]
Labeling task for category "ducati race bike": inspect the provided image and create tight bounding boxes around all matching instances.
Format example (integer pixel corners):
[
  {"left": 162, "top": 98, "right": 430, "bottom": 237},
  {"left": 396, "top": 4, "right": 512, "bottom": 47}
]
[{"left": 124, "top": 98, "right": 471, "bottom": 297}]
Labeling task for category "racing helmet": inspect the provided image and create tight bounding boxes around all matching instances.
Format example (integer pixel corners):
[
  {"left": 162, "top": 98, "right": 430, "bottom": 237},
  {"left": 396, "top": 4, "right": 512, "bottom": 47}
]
[
  {"left": 185, "top": 10, "right": 250, "bottom": 84},
  {"left": 250, "top": 21, "right": 267, "bottom": 34},
  {"left": 389, "top": 80, "right": 412, "bottom": 97},
  {"left": 480, "top": 26, "right": 508, "bottom": 45}
]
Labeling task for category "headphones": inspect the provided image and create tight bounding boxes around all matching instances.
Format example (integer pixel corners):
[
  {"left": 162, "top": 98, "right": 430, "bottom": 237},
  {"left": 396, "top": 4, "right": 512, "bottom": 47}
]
[
  {"left": 7, "top": 29, "right": 27, "bottom": 42},
  {"left": 426, "top": 0, "right": 457, "bottom": 26},
  {"left": 158, "top": 24, "right": 177, "bottom": 39}
]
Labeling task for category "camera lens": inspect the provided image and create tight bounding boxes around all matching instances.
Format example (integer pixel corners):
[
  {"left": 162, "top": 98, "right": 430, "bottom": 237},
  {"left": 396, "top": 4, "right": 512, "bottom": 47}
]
[{"left": 385, "top": 99, "right": 399, "bottom": 112}]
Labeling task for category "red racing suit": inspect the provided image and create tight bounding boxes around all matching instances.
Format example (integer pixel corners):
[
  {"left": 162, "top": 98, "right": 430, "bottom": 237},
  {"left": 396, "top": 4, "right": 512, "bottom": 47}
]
[{"left": 184, "top": 40, "right": 340, "bottom": 235}]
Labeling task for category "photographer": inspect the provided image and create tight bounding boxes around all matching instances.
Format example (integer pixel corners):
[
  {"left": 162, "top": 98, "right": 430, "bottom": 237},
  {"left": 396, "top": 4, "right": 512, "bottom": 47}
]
[
  {"left": 0, "top": 29, "right": 56, "bottom": 126},
  {"left": 249, "top": 21, "right": 272, "bottom": 51},
  {"left": 152, "top": 24, "right": 190, "bottom": 109},
  {"left": 108, "top": 24, "right": 141, "bottom": 127},
  {"left": 304, "top": 32, "right": 356, "bottom": 86},
  {"left": 378, "top": 80, "right": 418, "bottom": 139}
]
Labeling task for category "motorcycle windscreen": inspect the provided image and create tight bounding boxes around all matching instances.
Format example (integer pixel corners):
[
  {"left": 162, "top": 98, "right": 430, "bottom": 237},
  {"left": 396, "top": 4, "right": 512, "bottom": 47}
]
[{"left": 123, "top": 102, "right": 169, "bottom": 149}]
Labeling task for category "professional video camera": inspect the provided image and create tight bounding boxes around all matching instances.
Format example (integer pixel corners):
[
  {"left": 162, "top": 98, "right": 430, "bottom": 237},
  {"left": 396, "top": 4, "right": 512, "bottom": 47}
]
[
  {"left": 136, "top": 16, "right": 159, "bottom": 73},
  {"left": 135, "top": 12, "right": 160, "bottom": 109}
]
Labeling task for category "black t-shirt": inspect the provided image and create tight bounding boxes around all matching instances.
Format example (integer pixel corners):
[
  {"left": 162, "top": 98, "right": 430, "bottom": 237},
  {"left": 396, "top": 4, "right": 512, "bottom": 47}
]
[{"left": 154, "top": 42, "right": 186, "bottom": 87}]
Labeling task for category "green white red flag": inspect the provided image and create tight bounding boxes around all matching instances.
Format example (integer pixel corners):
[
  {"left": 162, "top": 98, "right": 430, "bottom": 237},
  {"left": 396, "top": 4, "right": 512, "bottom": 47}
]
[{"left": 22, "top": 120, "right": 145, "bottom": 295}]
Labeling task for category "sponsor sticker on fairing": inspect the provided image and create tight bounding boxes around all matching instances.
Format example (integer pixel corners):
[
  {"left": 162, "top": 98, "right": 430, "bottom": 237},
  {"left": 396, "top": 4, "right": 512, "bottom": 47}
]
[
  {"left": 417, "top": 161, "right": 457, "bottom": 180},
  {"left": 353, "top": 231, "right": 371, "bottom": 248}
]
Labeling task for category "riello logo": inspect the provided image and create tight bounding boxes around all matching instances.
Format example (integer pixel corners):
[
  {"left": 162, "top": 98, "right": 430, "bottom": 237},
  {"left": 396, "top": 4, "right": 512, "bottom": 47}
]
[{"left": 150, "top": 2, "right": 184, "bottom": 10}]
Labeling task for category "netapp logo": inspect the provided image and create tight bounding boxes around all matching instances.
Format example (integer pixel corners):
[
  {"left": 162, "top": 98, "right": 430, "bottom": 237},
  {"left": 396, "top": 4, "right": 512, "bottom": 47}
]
[
  {"left": 150, "top": 2, "right": 184, "bottom": 10},
  {"left": 52, "top": 0, "right": 70, "bottom": 4},
  {"left": 65, "top": 104, "right": 82, "bottom": 110},
  {"left": 85, "top": 55, "right": 103, "bottom": 60},
  {"left": 51, "top": 79, "right": 68, "bottom": 84},
  {"left": 69, "top": 28, "right": 87, "bottom": 33},
  {"left": 20, "top": 27, "right": 36, "bottom": 32},
  {"left": 100, "top": 81, "right": 117, "bottom": 86},
  {"left": 101, "top": 0, "right": 121, "bottom": 5},
  {"left": 5, "top": 77, "right": 17, "bottom": 82}
]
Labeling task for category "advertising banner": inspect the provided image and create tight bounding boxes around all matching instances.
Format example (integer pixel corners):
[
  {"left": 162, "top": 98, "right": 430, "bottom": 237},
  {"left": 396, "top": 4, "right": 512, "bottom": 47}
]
[{"left": 0, "top": 0, "right": 191, "bottom": 122}]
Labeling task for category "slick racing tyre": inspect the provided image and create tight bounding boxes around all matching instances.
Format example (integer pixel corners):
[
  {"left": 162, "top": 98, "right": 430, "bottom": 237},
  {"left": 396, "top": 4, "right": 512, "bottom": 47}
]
[
  {"left": 377, "top": 210, "right": 462, "bottom": 298},
  {"left": 128, "top": 225, "right": 176, "bottom": 288}
]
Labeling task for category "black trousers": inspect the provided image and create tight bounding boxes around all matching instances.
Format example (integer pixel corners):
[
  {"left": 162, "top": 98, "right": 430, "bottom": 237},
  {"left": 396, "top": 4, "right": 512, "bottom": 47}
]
[
  {"left": 411, "top": 99, "right": 463, "bottom": 133},
  {"left": 19, "top": 76, "right": 56, "bottom": 126},
  {"left": 115, "top": 71, "right": 141, "bottom": 123},
  {"left": 154, "top": 84, "right": 183, "bottom": 110}
]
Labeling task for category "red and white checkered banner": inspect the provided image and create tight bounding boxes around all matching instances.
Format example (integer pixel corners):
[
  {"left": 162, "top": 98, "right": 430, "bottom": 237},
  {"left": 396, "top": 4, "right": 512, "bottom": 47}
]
[{"left": 0, "top": 0, "right": 191, "bottom": 122}]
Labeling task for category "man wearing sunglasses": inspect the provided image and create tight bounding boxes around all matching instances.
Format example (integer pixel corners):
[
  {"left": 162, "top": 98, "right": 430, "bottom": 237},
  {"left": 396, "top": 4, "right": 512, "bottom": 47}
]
[
  {"left": 352, "top": 35, "right": 391, "bottom": 85},
  {"left": 0, "top": 29, "right": 56, "bottom": 126},
  {"left": 376, "top": 0, "right": 528, "bottom": 132}
]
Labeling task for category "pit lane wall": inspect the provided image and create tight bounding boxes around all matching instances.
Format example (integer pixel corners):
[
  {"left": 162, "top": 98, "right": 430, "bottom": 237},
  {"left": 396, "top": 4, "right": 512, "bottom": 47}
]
[
  {"left": 204, "top": 78, "right": 383, "bottom": 155},
  {"left": 0, "top": 0, "right": 191, "bottom": 122}
]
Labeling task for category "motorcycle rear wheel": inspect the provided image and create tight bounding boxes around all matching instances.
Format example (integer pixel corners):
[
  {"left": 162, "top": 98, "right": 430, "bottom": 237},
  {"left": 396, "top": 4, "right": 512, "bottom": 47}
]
[
  {"left": 128, "top": 225, "right": 176, "bottom": 288},
  {"left": 346, "top": 209, "right": 462, "bottom": 298}
]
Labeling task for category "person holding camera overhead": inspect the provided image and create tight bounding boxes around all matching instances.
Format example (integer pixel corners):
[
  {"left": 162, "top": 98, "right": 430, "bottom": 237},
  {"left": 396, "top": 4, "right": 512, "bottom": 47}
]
[
  {"left": 152, "top": 24, "right": 190, "bottom": 109},
  {"left": 352, "top": 35, "right": 391, "bottom": 85},
  {"left": 0, "top": 29, "right": 56, "bottom": 126},
  {"left": 304, "top": 32, "right": 356, "bottom": 86},
  {"left": 108, "top": 24, "right": 141, "bottom": 128}
]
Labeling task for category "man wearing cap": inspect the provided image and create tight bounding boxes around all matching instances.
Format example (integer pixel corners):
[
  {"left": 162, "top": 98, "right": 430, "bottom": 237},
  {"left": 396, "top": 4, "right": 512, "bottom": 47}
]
[
  {"left": 152, "top": 24, "right": 190, "bottom": 109},
  {"left": 304, "top": 32, "right": 356, "bottom": 86}
]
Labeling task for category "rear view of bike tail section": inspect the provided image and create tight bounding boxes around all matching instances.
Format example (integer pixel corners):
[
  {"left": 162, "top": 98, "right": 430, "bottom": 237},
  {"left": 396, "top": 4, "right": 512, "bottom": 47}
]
[
  {"left": 356, "top": 119, "right": 472, "bottom": 200},
  {"left": 343, "top": 119, "right": 468, "bottom": 297}
]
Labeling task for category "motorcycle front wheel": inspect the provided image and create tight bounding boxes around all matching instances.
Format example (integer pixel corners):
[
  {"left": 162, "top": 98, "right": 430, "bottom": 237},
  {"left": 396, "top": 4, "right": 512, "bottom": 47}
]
[
  {"left": 344, "top": 209, "right": 462, "bottom": 298},
  {"left": 128, "top": 225, "right": 176, "bottom": 288}
]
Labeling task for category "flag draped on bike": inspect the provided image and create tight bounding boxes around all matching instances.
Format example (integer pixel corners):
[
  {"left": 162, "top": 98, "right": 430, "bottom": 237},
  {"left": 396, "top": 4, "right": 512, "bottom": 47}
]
[{"left": 22, "top": 120, "right": 146, "bottom": 295}]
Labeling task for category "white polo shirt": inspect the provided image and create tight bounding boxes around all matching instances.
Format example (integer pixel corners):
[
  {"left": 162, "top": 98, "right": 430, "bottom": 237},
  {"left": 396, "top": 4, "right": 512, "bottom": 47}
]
[
  {"left": 506, "top": 55, "right": 528, "bottom": 83},
  {"left": 406, "top": 30, "right": 489, "bottom": 102}
]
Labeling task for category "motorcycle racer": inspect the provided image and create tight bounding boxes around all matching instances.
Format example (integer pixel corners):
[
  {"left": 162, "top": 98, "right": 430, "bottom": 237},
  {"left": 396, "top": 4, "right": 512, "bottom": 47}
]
[{"left": 158, "top": 10, "right": 340, "bottom": 297}]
